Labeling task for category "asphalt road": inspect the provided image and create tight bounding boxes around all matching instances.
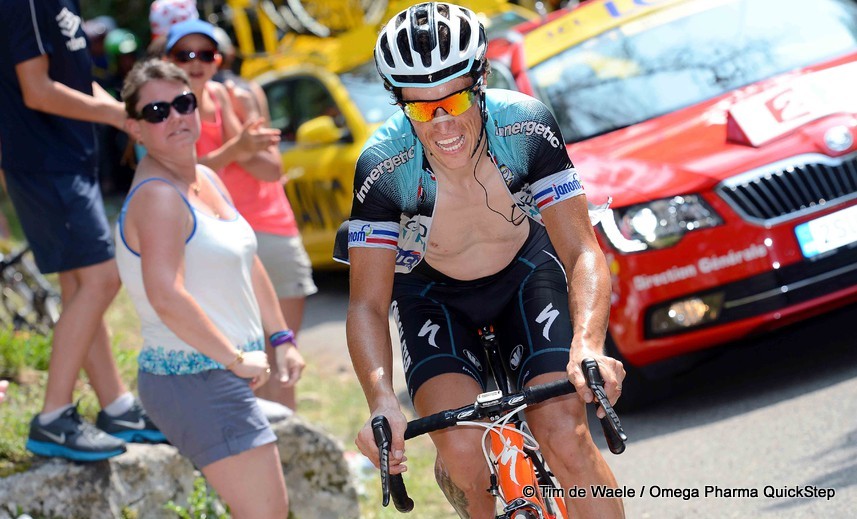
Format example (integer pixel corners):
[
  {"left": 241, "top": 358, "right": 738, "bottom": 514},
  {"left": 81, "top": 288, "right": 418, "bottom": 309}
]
[{"left": 300, "top": 271, "right": 857, "bottom": 518}]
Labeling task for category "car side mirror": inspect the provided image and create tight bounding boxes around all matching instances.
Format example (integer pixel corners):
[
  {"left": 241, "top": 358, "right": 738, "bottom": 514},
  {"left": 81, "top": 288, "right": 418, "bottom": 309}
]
[{"left": 296, "top": 115, "right": 344, "bottom": 146}]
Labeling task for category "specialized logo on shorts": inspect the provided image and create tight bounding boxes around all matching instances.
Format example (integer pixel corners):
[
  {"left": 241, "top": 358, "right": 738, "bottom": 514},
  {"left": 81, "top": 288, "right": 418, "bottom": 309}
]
[
  {"left": 348, "top": 223, "right": 398, "bottom": 247},
  {"left": 57, "top": 8, "right": 87, "bottom": 51},
  {"left": 356, "top": 145, "right": 416, "bottom": 203},
  {"left": 463, "top": 350, "right": 483, "bottom": 371},
  {"left": 495, "top": 120, "right": 562, "bottom": 148},
  {"left": 418, "top": 319, "right": 440, "bottom": 348},
  {"left": 391, "top": 302, "right": 412, "bottom": 372},
  {"left": 535, "top": 303, "right": 559, "bottom": 341},
  {"left": 534, "top": 174, "right": 583, "bottom": 209},
  {"left": 509, "top": 344, "right": 524, "bottom": 371}
]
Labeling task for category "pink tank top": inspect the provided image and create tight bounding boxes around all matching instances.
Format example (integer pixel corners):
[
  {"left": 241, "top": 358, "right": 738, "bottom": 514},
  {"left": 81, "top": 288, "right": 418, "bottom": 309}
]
[{"left": 197, "top": 86, "right": 298, "bottom": 237}]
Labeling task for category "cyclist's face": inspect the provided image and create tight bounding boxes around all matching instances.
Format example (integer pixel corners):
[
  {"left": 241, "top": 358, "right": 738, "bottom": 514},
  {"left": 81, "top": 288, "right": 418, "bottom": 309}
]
[
  {"left": 127, "top": 79, "right": 200, "bottom": 154},
  {"left": 401, "top": 75, "right": 484, "bottom": 172},
  {"left": 167, "top": 34, "right": 220, "bottom": 89}
]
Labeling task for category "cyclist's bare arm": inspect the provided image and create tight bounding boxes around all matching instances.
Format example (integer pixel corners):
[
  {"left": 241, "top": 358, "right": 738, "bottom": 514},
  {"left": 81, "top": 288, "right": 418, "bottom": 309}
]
[
  {"left": 347, "top": 247, "right": 408, "bottom": 473},
  {"left": 541, "top": 194, "right": 624, "bottom": 412}
]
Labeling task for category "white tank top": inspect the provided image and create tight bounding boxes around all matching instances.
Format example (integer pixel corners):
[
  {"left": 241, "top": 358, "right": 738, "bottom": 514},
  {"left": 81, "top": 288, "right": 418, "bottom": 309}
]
[{"left": 115, "top": 175, "right": 264, "bottom": 375}]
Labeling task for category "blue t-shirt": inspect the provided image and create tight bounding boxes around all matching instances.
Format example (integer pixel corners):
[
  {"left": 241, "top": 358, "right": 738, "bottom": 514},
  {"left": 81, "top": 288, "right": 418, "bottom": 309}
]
[
  {"left": 333, "top": 89, "right": 588, "bottom": 273},
  {"left": 0, "top": 0, "right": 97, "bottom": 174}
]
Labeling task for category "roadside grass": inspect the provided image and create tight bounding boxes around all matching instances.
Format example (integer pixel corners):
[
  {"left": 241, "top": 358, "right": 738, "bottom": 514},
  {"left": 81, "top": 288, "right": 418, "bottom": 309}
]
[{"left": 0, "top": 270, "right": 455, "bottom": 516}]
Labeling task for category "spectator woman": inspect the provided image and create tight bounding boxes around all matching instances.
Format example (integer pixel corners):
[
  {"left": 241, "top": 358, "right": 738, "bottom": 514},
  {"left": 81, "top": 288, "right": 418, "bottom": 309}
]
[
  {"left": 116, "top": 59, "right": 303, "bottom": 516},
  {"left": 163, "top": 19, "right": 317, "bottom": 410}
]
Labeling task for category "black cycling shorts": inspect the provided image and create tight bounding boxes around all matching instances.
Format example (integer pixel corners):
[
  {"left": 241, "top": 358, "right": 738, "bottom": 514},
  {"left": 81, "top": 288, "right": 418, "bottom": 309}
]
[{"left": 391, "top": 221, "right": 571, "bottom": 401}]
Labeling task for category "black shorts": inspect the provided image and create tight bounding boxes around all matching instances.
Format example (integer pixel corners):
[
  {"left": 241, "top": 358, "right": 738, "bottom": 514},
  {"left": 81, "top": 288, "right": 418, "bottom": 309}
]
[
  {"left": 4, "top": 169, "right": 114, "bottom": 274},
  {"left": 392, "top": 221, "right": 571, "bottom": 400}
]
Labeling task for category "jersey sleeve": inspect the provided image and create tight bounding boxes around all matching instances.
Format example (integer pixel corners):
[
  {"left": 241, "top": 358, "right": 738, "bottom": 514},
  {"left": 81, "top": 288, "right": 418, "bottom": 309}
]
[
  {"left": 491, "top": 92, "right": 584, "bottom": 211},
  {"left": 344, "top": 143, "right": 408, "bottom": 252},
  {"left": 520, "top": 98, "right": 584, "bottom": 211}
]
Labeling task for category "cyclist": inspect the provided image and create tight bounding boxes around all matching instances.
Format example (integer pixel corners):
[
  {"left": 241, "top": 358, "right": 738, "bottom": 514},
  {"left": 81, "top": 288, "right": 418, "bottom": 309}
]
[{"left": 334, "top": 3, "right": 625, "bottom": 517}]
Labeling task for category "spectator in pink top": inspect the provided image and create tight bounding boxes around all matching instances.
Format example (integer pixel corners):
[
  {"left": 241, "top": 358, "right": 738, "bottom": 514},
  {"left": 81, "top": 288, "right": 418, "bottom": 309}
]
[{"left": 164, "top": 19, "right": 317, "bottom": 410}]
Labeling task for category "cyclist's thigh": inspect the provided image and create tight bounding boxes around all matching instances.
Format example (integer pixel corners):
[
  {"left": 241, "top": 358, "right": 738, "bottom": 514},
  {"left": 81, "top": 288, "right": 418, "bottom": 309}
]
[
  {"left": 495, "top": 256, "right": 572, "bottom": 390},
  {"left": 390, "top": 293, "right": 488, "bottom": 402}
]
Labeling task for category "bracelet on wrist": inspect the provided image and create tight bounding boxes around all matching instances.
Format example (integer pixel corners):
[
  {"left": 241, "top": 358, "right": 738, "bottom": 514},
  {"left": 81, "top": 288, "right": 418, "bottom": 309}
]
[
  {"left": 225, "top": 350, "right": 245, "bottom": 370},
  {"left": 269, "top": 329, "right": 296, "bottom": 349}
]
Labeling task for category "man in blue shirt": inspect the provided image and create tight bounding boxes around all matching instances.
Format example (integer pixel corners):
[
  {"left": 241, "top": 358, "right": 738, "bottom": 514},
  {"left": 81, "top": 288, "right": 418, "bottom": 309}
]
[{"left": 0, "top": 0, "right": 163, "bottom": 461}]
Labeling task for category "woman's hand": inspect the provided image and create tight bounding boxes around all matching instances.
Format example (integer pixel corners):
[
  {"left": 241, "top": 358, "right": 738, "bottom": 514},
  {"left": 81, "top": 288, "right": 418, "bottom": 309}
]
[
  {"left": 274, "top": 345, "right": 305, "bottom": 388},
  {"left": 229, "top": 350, "right": 271, "bottom": 389},
  {"left": 234, "top": 118, "right": 281, "bottom": 161}
]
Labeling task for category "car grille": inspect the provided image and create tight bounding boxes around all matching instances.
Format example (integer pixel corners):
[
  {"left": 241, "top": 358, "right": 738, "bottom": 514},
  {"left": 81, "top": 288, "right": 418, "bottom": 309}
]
[{"left": 716, "top": 152, "right": 857, "bottom": 224}]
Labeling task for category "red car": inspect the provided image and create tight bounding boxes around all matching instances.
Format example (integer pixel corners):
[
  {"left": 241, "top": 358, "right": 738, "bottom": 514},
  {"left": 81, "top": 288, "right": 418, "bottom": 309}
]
[{"left": 487, "top": 0, "right": 857, "bottom": 405}]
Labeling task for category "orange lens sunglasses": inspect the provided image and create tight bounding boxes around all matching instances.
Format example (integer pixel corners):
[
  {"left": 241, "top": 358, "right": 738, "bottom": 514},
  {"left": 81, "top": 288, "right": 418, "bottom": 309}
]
[{"left": 400, "top": 83, "right": 480, "bottom": 122}]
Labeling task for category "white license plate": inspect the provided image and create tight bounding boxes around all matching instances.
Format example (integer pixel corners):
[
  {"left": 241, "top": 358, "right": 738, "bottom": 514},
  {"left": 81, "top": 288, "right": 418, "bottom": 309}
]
[{"left": 795, "top": 205, "right": 857, "bottom": 258}]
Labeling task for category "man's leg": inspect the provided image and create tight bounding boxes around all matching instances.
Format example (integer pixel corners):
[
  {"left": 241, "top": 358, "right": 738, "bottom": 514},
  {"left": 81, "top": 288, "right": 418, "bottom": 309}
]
[
  {"left": 42, "top": 259, "right": 122, "bottom": 412},
  {"left": 413, "top": 373, "right": 494, "bottom": 519},
  {"left": 525, "top": 372, "right": 625, "bottom": 519}
]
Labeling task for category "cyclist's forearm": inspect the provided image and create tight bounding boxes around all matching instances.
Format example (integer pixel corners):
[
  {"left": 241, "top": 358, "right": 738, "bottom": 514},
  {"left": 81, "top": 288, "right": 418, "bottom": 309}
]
[
  {"left": 567, "top": 247, "right": 611, "bottom": 352},
  {"left": 346, "top": 306, "right": 398, "bottom": 408}
]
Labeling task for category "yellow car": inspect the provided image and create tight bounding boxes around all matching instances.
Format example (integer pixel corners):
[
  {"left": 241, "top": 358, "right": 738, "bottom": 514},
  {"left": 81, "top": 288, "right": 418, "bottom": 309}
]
[{"left": 231, "top": 1, "right": 537, "bottom": 268}]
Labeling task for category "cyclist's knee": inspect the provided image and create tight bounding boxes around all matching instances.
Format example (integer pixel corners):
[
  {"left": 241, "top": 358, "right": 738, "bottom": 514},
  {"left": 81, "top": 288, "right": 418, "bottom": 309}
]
[{"left": 433, "top": 440, "right": 489, "bottom": 488}]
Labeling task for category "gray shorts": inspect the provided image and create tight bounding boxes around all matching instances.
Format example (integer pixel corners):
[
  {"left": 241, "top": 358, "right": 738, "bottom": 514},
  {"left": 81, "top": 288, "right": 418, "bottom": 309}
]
[
  {"left": 256, "top": 232, "right": 318, "bottom": 299},
  {"left": 138, "top": 369, "right": 276, "bottom": 469}
]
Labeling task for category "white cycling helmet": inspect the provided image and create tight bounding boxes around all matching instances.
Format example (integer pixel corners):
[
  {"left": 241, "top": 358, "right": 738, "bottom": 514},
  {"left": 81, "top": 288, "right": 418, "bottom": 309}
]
[{"left": 375, "top": 2, "right": 487, "bottom": 89}]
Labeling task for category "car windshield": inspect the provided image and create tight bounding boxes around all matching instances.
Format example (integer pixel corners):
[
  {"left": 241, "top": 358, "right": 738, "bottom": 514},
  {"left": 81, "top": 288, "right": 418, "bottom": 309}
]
[
  {"left": 530, "top": 0, "right": 857, "bottom": 143},
  {"left": 340, "top": 60, "right": 399, "bottom": 124}
]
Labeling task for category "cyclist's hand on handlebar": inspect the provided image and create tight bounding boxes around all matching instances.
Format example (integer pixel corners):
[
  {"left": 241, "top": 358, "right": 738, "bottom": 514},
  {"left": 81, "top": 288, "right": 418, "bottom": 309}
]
[
  {"left": 567, "top": 347, "right": 625, "bottom": 418},
  {"left": 357, "top": 405, "right": 408, "bottom": 475}
]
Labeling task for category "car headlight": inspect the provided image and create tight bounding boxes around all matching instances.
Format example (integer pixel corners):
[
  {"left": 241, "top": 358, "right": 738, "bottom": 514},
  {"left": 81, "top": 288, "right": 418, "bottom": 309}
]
[{"left": 600, "top": 195, "right": 723, "bottom": 253}]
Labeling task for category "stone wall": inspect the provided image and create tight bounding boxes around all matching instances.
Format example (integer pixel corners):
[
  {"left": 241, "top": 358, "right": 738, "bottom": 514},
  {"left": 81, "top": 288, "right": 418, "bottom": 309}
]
[{"left": 0, "top": 415, "right": 359, "bottom": 519}]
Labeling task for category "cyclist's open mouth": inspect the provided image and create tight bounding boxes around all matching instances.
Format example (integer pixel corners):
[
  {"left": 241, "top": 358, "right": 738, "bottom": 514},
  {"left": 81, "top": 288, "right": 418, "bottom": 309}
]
[{"left": 435, "top": 135, "right": 465, "bottom": 153}]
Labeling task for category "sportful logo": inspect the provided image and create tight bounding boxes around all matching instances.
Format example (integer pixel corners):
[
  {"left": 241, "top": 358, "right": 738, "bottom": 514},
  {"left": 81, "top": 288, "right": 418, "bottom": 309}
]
[
  {"left": 535, "top": 303, "right": 559, "bottom": 341},
  {"left": 534, "top": 174, "right": 583, "bottom": 209},
  {"left": 495, "top": 120, "right": 562, "bottom": 148},
  {"left": 509, "top": 344, "right": 524, "bottom": 370},
  {"left": 355, "top": 145, "right": 416, "bottom": 203},
  {"left": 418, "top": 319, "right": 440, "bottom": 348},
  {"left": 56, "top": 8, "right": 86, "bottom": 51}
]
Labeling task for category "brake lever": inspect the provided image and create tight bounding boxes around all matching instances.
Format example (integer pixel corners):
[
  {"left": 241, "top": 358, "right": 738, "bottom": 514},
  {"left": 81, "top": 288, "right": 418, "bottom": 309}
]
[
  {"left": 371, "top": 416, "right": 393, "bottom": 506},
  {"left": 371, "top": 415, "right": 414, "bottom": 512},
  {"left": 581, "top": 358, "right": 628, "bottom": 454}
]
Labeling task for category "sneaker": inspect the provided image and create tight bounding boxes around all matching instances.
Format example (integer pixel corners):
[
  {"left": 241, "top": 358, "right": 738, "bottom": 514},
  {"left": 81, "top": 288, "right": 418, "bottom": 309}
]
[
  {"left": 96, "top": 399, "right": 167, "bottom": 444},
  {"left": 27, "top": 406, "right": 127, "bottom": 462}
]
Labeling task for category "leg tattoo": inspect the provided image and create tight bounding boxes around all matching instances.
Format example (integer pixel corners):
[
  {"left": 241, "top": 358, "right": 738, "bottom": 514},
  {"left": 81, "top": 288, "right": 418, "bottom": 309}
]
[{"left": 435, "top": 457, "right": 471, "bottom": 518}]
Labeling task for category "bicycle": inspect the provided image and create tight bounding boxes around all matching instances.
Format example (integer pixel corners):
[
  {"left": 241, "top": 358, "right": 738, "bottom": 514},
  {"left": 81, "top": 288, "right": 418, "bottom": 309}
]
[
  {"left": 373, "top": 326, "right": 627, "bottom": 518},
  {"left": 0, "top": 244, "right": 61, "bottom": 336}
]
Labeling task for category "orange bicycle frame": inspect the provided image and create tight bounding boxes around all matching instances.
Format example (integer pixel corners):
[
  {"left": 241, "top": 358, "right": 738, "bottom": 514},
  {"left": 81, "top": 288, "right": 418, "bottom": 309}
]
[{"left": 489, "top": 423, "right": 568, "bottom": 519}]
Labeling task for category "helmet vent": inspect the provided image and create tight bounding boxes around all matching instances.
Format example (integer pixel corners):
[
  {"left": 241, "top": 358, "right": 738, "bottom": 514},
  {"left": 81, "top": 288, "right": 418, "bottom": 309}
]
[{"left": 396, "top": 31, "right": 414, "bottom": 67}]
